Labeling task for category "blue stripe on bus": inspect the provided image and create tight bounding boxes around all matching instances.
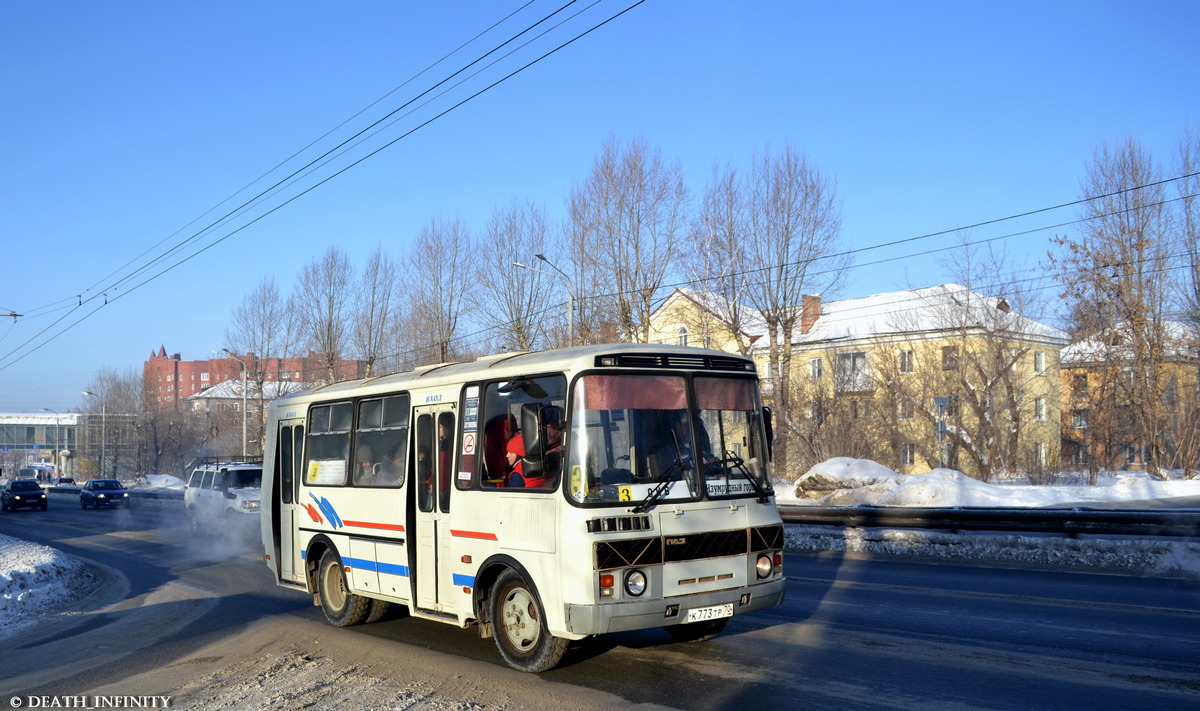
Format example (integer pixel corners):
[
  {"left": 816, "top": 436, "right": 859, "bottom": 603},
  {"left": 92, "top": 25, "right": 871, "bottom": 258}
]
[
  {"left": 452, "top": 573, "right": 475, "bottom": 587},
  {"left": 345, "top": 557, "right": 377, "bottom": 572},
  {"left": 378, "top": 562, "right": 409, "bottom": 577}
]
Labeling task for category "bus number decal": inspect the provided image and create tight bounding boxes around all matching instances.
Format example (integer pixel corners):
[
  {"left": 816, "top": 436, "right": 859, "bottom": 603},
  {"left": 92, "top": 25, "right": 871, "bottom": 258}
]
[
  {"left": 619, "top": 486, "right": 632, "bottom": 502},
  {"left": 425, "top": 394, "right": 442, "bottom": 403}
]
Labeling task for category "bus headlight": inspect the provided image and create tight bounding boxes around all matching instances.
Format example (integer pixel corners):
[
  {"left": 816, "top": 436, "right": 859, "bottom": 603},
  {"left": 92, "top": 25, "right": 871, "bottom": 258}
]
[
  {"left": 624, "top": 569, "right": 647, "bottom": 597},
  {"left": 755, "top": 554, "right": 773, "bottom": 579}
]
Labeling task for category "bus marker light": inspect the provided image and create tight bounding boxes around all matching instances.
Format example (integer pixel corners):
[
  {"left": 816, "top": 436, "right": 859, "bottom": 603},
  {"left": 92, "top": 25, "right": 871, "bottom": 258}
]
[{"left": 461, "top": 555, "right": 472, "bottom": 564}]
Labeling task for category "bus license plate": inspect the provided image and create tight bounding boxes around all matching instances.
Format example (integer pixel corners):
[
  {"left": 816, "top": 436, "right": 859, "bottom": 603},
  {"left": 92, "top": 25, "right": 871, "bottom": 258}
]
[{"left": 686, "top": 603, "right": 733, "bottom": 623}]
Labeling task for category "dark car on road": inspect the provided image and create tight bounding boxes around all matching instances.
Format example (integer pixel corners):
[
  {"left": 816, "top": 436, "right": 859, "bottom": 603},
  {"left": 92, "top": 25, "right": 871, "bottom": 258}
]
[
  {"left": 1, "top": 479, "right": 48, "bottom": 511},
  {"left": 81, "top": 479, "right": 130, "bottom": 509}
]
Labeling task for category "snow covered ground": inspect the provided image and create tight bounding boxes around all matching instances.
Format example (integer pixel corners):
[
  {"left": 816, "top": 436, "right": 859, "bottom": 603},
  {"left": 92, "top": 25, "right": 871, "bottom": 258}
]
[
  {"left": 4, "top": 460, "right": 1200, "bottom": 643},
  {"left": 781, "top": 457, "right": 1200, "bottom": 508}
]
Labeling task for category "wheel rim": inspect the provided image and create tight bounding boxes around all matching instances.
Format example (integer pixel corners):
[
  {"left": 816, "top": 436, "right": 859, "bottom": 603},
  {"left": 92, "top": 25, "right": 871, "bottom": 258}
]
[
  {"left": 322, "top": 560, "right": 347, "bottom": 613},
  {"left": 499, "top": 585, "right": 540, "bottom": 652}
]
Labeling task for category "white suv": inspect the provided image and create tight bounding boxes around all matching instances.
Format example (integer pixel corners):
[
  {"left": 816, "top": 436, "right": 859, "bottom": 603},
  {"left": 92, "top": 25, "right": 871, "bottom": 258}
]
[{"left": 184, "top": 460, "right": 262, "bottom": 534}]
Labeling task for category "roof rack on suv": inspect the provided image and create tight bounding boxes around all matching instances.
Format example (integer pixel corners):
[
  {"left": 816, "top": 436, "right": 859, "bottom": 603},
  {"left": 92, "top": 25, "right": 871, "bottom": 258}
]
[{"left": 185, "top": 455, "right": 264, "bottom": 471}]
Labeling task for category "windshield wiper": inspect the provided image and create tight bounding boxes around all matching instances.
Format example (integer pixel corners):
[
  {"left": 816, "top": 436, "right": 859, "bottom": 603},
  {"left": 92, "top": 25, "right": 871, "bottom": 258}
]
[{"left": 715, "top": 452, "right": 773, "bottom": 504}]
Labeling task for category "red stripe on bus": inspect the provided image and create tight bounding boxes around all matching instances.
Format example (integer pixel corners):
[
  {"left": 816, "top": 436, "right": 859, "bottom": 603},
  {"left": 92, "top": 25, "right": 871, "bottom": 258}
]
[
  {"left": 450, "top": 529, "right": 498, "bottom": 540},
  {"left": 343, "top": 520, "right": 406, "bottom": 532}
]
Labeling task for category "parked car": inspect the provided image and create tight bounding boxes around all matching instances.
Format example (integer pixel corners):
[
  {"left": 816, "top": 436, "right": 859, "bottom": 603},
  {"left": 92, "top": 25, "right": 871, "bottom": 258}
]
[
  {"left": 1, "top": 479, "right": 48, "bottom": 511},
  {"left": 184, "top": 461, "right": 262, "bottom": 533},
  {"left": 51, "top": 477, "right": 77, "bottom": 487},
  {"left": 80, "top": 479, "right": 130, "bottom": 509}
]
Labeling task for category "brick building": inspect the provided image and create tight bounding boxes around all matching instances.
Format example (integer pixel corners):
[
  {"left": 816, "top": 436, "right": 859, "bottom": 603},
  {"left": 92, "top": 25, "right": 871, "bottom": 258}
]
[{"left": 144, "top": 346, "right": 367, "bottom": 409}]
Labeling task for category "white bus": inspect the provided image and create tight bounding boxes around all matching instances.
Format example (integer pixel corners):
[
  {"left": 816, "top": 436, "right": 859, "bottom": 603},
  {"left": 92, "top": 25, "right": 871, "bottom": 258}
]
[{"left": 261, "top": 343, "right": 786, "bottom": 672}]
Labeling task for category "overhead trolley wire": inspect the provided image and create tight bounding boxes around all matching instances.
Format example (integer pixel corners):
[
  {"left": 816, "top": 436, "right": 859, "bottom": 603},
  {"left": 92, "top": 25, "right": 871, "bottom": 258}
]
[{"left": 0, "top": 0, "right": 648, "bottom": 373}]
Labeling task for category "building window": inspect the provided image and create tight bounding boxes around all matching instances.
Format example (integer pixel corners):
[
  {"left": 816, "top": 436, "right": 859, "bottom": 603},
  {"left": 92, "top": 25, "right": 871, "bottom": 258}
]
[
  {"left": 1035, "top": 442, "right": 1046, "bottom": 467},
  {"left": 676, "top": 325, "right": 689, "bottom": 347},
  {"left": 942, "top": 345, "right": 959, "bottom": 370},
  {"left": 898, "top": 399, "right": 914, "bottom": 421},
  {"left": 809, "top": 358, "right": 822, "bottom": 380},
  {"left": 837, "top": 351, "right": 869, "bottom": 392},
  {"left": 1034, "top": 351, "right": 1046, "bottom": 375},
  {"left": 901, "top": 442, "right": 916, "bottom": 466},
  {"left": 201, "top": 372, "right": 209, "bottom": 382},
  {"left": 899, "top": 349, "right": 914, "bottom": 374},
  {"left": 1072, "top": 410, "right": 1088, "bottom": 429},
  {"left": 1035, "top": 397, "right": 1046, "bottom": 422}
]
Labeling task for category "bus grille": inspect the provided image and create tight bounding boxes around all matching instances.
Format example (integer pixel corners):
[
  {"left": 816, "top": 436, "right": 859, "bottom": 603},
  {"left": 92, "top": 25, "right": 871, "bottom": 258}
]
[{"left": 593, "top": 524, "right": 784, "bottom": 571}]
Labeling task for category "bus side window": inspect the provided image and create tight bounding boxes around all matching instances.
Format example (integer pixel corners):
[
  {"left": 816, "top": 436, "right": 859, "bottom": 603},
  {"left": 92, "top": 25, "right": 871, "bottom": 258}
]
[
  {"left": 437, "top": 412, "right": 455, "bottom": 513},
  {"left": 280, "top": 426, "right": 294, "bottom": 504},
  {"left": 415, "top": 415, "right": 434, "bottom": 513}
]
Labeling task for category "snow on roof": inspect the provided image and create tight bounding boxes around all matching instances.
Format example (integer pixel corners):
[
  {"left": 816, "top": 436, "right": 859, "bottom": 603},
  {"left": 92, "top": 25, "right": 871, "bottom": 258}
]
[
  {"left": 669, "top": 284, "right": 1068, "bottom": 347},
  {"left": 185, "top": 380, "right": 310, "bottom": 401},
  {"left": 1062, "top": 320, "right": 1199, "bottom": 366},
  {"left": 0, "top": 413, "right": 82, "bottom": 426}
]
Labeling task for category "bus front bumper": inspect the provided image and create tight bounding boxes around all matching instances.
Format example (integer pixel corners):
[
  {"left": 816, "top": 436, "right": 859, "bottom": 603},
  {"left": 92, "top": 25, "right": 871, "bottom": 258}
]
[{"left": 564, "top": 577, "right": 786, "bottom": 636}]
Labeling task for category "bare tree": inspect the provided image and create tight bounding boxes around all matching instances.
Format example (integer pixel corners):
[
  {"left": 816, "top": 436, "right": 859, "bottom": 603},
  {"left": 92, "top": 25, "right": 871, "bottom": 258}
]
[
  {"left": 353, "top": 246, "right": 399, "bottom": 377},
  {"left": 679, "top": 163, "right": 756, "bottom": 355},
  {"left": 295, "top": 247, "right": 354, "bottom": 382},
  {"left": 1178, "top": 123, "right": 1200, "bottom": 328},
  {"left": 1051, "top": 137, "right": 1175, "bottom": 478},
  {"left": 475, "top": 201, "right": 559, "bottom": 350},
  {"left": 82, "top": 368, "right": 142, "bottom": 478},
  {"left": 569, "top": 136, "right": 687, "bottom": 343},
  {"left": 402, "top": 217, "right": 474, "bottom": 365},
  {"left": 223, "top": 276, "right": 304, "bottom": 450},
  {"left": 744, "top": 143, "right": 848, "bottom": 478}
]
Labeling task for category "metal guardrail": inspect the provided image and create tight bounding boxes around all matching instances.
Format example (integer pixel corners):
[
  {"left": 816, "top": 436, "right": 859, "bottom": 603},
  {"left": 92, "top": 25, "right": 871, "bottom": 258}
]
[{"left": 778, "top": 504, "right": 1200, "bottom": 538}]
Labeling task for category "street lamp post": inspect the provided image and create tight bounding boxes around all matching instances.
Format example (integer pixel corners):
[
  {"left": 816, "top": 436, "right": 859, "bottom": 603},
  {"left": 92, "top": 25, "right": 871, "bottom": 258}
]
[
  {"left": 223, "top": 349, "right": 248, "bottom": 459},
  {"left": 82, "top": 391, "right": 106, "bottom": 477},
  {"left": 513, "top": 253, "right": 575, "bottom": 346},
  {"left": 40, "top": 408, "right": 60, "bottom": 476}
]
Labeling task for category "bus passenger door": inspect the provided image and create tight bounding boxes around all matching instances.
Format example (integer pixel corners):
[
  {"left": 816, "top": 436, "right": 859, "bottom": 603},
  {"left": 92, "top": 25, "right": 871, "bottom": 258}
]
[
  {"left": 274, "top": 418, "right": 304, "bottom": 581},
  {"left": 412, "top": 406, "right": 456, "bottom": 612}
]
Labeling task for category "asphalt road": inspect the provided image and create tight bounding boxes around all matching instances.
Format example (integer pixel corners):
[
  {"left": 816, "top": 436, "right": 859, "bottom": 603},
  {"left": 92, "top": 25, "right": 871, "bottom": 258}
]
[{"left": 2, "top": 494, "right": 1199, "bottom": 710}]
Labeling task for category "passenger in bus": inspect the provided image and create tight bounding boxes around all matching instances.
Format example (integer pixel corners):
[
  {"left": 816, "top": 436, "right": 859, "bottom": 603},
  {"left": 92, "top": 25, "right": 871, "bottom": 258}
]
[
  {"left": 355, "top": 444, "right": 377, "bottom": 485},
  {"left": 655, "top": 410, "right": 715, "bottom": 477},
  {"left": 482, "top": 414, "right": 510, "bottom": 486},
  {"left": 377, "top": 442, "right": 404, "bottom": 486},
  {"left": 438, "top": 419, "right": 452, "bottom": 509},
  {"left": 417, "top": 446, "right": 434, "bottom": 509},
  {"left": 542, "top": 406, "right": 564, "bottom": 481}
]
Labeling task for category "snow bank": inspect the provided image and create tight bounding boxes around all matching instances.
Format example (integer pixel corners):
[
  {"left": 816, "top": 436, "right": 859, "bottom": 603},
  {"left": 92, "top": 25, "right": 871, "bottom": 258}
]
[
  {"left": 0, "top": 534, "right": 98, "bottom": 638},
  {"left": 785, "top": 457, "right": 1200, "bottom": 507}
]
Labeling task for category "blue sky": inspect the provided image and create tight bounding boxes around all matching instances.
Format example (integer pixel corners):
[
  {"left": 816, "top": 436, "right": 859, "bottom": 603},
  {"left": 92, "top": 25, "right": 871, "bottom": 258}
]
[{"left": 1, "top": 1, "right": 1197, "bottom": 413}]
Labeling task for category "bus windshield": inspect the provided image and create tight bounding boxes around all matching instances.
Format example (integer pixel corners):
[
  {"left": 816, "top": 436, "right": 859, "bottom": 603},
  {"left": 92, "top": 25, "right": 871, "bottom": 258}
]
[{"left": 566, "top": 373, "right": 772, "bottom": 506}]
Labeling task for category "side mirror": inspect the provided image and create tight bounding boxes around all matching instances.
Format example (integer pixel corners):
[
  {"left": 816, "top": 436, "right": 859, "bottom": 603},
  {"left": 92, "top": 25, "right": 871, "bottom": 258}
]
[{"left": 762, "top": 406, "right": 774, "bottom": 460}]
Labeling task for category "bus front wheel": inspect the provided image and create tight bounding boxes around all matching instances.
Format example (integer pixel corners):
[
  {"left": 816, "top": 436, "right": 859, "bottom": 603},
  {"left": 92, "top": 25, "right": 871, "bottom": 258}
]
[
  {"left": 317, "top": 550, "right": 370, "bottom": 627},
  {"left": 490, "top": 569, "right": 568, "bottom": 673}
]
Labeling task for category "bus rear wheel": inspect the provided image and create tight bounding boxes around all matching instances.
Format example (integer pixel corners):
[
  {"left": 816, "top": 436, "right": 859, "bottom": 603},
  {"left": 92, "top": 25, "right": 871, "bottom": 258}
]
[
  {"left": 490, "top": 569, "right": 568, "bottom": 673},
  {"left": 317, "top": 550, "right": 370, "bottom": 627}
]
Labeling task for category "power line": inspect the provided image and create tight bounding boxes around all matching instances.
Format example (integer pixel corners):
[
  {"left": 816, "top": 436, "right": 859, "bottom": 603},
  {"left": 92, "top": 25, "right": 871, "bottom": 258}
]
[{"left": 0, "top": 1, "right": 647, "bottom": 374}]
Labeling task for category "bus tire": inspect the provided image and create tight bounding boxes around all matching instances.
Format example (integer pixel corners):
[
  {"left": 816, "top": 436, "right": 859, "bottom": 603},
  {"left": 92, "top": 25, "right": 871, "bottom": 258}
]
[
  {"left": 317, "top": 550, "right": 370, "bottom": 627},
  {"left": 490, "top": 569, "right": 568, "bottom": 673},
  {"left": 664, "top": 618, "right": 727, "bottom": 643},
  {"left": 364, "top": 598, "right": 390, "bottom": 624}
]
